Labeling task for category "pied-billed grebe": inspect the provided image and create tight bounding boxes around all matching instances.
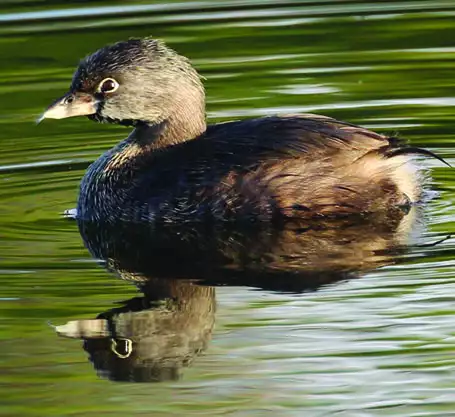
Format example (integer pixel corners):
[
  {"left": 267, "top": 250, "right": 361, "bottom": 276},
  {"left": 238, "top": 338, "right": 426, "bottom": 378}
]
[{"left": 39, "top": 38, "right": 444, "bottom": 223}]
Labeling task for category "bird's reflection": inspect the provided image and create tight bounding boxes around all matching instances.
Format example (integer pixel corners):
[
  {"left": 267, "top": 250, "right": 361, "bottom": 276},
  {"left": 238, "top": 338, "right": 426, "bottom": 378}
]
[
  {"left": 79, "top": 207, "right": 418, "bottom": 291},
  {"left": 56, "top": 280, "right": 215, "bottom": 382},
  {"left": 56, "top": 206, "right": 419, "bottom": 382}
]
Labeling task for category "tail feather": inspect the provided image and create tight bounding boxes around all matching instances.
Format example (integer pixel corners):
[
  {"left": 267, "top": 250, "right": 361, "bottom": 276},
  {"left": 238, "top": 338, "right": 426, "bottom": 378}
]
[{"left": 387, "top": 145, "right": 451, "bottom": 168}]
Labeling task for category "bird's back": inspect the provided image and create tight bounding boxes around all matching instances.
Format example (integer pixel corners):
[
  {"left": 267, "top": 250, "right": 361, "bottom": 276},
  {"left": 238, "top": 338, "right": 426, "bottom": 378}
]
[{"left": 90, "top": 114, "right": 420, "bottom": 223}]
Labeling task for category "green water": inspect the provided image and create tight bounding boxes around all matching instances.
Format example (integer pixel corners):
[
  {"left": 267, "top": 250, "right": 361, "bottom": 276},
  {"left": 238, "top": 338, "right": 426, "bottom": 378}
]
[{"left": 2, "top": 1, "right": 455, "bottom": 415}]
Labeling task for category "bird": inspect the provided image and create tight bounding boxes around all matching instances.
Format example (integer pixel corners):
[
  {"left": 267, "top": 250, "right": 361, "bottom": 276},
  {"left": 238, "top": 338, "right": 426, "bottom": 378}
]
[{"left": 38, "top": 37, "right": 445, "bottom": 224}]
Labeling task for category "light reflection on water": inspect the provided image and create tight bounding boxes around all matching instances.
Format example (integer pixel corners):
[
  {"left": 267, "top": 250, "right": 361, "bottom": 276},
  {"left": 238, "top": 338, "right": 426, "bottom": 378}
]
[{"left": 1, "top": 1, "right": 455, "bottom": 416}]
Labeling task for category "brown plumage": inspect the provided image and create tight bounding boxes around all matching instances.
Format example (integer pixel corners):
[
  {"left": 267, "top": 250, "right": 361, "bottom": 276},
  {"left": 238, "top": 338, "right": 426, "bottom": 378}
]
[{"left": 39, "top": 38, "right": 439, "bottom": 224}]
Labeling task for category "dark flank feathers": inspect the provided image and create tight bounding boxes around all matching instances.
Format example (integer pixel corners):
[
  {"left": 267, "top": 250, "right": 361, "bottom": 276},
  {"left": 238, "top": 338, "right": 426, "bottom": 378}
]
[
  {"left": 40, "top": 38, "right": 444, "bottom": 224},
  {"left": 79, "top": 114, "right": 425, "bottom": 223}
]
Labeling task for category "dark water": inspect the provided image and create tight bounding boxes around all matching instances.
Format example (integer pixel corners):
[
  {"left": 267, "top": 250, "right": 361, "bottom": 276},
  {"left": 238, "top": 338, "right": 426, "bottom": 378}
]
[{"left": 2, "top": 1, "right": 455, "bottom": 415}]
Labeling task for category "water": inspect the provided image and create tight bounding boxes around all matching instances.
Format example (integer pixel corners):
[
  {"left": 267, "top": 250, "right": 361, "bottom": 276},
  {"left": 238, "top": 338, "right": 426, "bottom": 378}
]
[{"left": 2, "top": 1, "right": 455, "bottom": 415}]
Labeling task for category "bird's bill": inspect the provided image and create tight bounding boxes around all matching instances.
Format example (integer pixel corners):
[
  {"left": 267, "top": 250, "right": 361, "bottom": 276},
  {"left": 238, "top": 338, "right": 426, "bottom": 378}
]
[{"left": 37, "top": 92, "right": 98, "bottom": 123}]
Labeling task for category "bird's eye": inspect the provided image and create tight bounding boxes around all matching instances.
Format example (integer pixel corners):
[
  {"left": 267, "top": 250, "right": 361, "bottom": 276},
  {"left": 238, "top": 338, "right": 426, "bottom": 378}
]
[
  {"left": 97, "top": 78, "right": 119, "bottom": 94},
  {"left": 63, "top": 94, "right": 74, "bottom": 105}
]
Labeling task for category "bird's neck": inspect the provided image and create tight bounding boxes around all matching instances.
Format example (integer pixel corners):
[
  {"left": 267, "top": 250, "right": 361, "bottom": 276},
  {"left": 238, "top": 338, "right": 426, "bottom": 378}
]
[
  {"left": 78, "top": 103, "right": 206, "bottom": 221},
  {"left": 129, "top": 97, "right": 206, "bottom": 150}
]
